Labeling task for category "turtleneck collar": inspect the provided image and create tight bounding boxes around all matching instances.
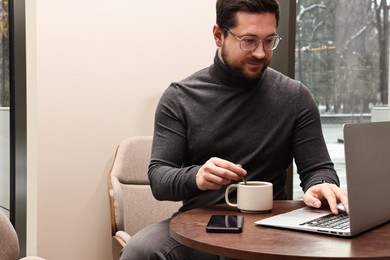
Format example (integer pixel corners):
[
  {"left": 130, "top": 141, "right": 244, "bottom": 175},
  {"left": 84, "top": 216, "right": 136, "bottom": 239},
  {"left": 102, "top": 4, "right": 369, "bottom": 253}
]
[{"left": 209, "top": 51, "right": 265, "bottom": 88}]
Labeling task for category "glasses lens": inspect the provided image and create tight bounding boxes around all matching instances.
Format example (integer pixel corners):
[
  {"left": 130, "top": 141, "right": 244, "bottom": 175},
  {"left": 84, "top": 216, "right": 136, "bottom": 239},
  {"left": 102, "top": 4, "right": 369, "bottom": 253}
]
[
  {"left": 264, "top": 35, "right": 281, "bottom": 51},
  {"left": 240, "top": 36, "right": 259, "bottom": 52},
  {"left": 240, "top": 35, "right": 281, "bottom": 52}
]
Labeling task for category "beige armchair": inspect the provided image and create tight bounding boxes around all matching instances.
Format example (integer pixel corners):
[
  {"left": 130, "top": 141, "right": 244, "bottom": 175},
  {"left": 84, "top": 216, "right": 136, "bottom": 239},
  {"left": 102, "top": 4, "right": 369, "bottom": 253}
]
[
  {"left": 107, "top": 136, "right": 181, "bottom": 260},
  {"left": 0, "top": 211, "right": 46, "bottom": 260}
]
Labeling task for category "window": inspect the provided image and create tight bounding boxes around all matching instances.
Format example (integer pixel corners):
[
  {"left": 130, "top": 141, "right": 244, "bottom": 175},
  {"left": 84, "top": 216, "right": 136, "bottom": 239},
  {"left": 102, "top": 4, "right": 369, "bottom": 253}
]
[
  {"left": 0, "top": 0, "right": 9, "bottom": 217},
  {"left": 293, "top": 0, "right": 389, "bottom": 199}
]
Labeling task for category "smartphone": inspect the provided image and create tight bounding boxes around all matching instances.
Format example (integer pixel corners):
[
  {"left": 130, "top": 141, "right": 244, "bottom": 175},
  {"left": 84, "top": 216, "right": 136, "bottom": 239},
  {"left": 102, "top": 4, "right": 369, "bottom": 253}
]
[{"left": 206, "top": 215, "right": 244, "bottom": 233}]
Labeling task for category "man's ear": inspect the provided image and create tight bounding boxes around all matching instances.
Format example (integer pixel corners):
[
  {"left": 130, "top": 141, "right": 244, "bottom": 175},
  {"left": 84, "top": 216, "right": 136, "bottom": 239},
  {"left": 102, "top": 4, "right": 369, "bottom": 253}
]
[{"left": 213, "top": 25, "right": 224, "bottom": 47}]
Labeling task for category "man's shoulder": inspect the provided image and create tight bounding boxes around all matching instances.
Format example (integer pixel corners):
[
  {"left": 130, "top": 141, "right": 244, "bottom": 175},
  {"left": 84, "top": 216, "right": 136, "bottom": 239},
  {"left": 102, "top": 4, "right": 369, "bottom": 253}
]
[
  {"left": 265, "top": 67, "right": 310, "bottom": 93},
  {"left": 265, "top": 67, "right": 299, "bottom": 85},
  {"left": 178, "top": 66, "right": 211, "bottom": 84},
  {"left": 166, "top": 66, "right": 212, "bottom": 93},
  {"left": 161, "top": 66, "right": 211, "bottom": 99}
]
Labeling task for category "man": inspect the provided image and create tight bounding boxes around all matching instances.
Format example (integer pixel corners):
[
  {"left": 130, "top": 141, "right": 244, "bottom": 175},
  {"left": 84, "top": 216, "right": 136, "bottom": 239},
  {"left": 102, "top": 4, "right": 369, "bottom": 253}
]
[{"left": 120, "top": 0, "right": 348, "bottom": 259}]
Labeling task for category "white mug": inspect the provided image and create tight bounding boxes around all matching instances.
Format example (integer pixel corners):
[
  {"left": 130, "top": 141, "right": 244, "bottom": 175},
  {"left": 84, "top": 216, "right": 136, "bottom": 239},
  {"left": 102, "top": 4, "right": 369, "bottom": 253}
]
[{"left": 225, "top": 181, "right": 273, "bottom": 213}]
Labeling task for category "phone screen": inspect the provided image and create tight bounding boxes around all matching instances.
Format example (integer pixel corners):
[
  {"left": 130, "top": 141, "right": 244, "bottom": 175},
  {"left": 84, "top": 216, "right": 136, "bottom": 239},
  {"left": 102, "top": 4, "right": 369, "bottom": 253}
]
[{"left": 206, "top": 215, "right": 244, "bottom": 233}]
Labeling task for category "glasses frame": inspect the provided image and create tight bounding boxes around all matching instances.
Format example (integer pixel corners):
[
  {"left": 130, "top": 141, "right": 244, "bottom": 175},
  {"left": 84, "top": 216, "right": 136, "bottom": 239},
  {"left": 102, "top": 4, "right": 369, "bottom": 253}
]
[{"left": 222, "top": 28, "right": 282, "bottom": 52}]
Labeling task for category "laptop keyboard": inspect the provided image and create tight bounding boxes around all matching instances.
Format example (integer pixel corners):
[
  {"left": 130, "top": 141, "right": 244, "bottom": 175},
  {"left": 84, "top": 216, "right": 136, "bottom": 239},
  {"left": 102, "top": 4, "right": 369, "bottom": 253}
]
[{"left": 300, "top": 212, "right": 350, "bottom": 230}]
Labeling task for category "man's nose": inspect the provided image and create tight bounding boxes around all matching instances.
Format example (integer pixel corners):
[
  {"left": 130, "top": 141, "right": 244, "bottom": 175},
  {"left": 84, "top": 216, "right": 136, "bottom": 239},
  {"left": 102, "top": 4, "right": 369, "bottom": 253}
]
[{"left": 251, "top": 42, "right": 266, "bottom": 59}]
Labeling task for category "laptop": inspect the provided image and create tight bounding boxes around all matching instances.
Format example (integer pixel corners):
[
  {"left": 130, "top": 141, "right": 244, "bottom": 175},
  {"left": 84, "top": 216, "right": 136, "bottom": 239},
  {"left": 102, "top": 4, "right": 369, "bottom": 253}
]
[{"left": 255, "top": 121, "right": 390, "bottom": 237}]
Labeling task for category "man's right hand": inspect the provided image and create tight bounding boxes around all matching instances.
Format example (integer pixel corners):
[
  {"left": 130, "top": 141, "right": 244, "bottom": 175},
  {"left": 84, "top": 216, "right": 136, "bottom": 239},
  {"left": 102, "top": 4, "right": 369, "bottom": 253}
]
[{"left": 196, "top": 157, "right": 247, "bottom": 191}]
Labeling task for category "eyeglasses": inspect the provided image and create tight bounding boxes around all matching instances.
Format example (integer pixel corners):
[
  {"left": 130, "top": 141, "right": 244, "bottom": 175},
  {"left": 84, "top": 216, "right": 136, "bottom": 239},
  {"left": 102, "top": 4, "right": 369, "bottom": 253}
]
[{"left": 222, "top": 28, "right": 282, "bottom": 52}]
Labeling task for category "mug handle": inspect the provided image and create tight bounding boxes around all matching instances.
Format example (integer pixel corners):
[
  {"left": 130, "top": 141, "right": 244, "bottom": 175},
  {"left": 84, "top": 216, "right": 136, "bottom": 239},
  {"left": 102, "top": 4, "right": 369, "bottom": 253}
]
[{"left": 225, "top": 184, "right": 238, "bottom": 207}]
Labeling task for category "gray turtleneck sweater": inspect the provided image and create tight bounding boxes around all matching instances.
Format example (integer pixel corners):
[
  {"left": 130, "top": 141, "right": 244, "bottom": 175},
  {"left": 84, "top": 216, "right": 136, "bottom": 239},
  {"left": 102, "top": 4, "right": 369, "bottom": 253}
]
[{"left": 148, "top": 53, "right": 339, "bottom": 212}]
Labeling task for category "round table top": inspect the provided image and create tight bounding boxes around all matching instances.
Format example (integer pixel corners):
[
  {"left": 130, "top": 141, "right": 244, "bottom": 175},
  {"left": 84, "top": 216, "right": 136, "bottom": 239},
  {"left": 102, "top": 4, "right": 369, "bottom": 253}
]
[{"left": 169, "top": 200, "right": 390, "bottom": 259}]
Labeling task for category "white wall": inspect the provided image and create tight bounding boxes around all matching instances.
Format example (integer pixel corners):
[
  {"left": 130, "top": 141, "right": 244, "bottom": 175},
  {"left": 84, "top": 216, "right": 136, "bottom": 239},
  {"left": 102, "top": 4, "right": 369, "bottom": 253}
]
[{"left": 27, "top": 1, "right": 216, "bottom": 259}]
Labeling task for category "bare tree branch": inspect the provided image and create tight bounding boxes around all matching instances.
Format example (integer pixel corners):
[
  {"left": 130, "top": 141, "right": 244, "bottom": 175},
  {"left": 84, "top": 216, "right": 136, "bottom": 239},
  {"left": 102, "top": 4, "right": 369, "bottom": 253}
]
[{"left": 297, "top": 4, "right": 326, "bottom": 22}]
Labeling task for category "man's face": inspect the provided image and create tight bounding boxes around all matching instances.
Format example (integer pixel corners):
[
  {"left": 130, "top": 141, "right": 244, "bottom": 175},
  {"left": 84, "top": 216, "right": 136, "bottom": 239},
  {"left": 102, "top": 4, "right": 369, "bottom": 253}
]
[{"left": 215, "top": 11, "right": 277, "bottom": 80}]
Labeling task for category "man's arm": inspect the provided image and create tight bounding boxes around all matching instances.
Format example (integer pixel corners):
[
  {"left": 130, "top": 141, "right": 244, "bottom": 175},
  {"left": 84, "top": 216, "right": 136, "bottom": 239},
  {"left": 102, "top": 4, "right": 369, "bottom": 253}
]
[
  {"left": 148, "top": 87, "right": 201, "bottom": 201},
  {"left": 148, "top": 86, "right": 247, "bottom": 202},
  {"left": 292, "top": 84, "right": 348, "bottom": 213}
]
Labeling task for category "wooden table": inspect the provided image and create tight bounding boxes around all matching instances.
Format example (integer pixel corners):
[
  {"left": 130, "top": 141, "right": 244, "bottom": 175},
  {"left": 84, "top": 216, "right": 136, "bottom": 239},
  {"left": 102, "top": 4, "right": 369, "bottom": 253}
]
[{"left": 169, "top": 201, "right": 390, "bottom": 259}]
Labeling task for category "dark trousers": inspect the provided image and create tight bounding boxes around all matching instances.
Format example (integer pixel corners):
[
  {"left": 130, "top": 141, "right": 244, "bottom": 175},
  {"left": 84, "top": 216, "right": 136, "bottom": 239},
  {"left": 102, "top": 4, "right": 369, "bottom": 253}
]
[{"left": 120, "top": 218, "right": 220, "bottom": 260}]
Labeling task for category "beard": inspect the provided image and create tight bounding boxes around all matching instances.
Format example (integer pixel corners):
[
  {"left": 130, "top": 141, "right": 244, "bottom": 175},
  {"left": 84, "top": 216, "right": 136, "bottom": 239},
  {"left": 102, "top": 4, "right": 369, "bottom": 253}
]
[{"left": 220, "top": 44, "right": 271, "bottom": 81}]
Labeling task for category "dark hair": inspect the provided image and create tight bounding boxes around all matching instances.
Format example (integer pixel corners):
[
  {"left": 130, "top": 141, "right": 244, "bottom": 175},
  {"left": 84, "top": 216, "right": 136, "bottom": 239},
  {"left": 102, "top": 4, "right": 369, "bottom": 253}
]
[{"left": 216, "top": 0, "right": 280, "bottom": 32}]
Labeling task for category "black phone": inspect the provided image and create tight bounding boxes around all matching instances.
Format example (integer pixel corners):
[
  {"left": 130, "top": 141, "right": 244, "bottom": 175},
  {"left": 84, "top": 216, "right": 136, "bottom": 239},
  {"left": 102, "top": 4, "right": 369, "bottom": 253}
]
[{"left": 206, "top": 215, "right": 244, "bottom": 233}]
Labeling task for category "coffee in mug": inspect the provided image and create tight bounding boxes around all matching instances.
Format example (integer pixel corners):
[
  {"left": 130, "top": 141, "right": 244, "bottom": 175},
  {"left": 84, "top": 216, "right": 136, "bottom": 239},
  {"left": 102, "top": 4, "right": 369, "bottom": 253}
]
[{"left": 225, "top": 181, "right": 273, "bottom": 213}]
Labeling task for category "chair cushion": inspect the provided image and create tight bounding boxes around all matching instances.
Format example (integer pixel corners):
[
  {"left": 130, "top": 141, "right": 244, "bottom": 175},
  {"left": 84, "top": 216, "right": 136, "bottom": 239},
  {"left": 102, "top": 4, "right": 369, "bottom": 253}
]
[
  {"left": 109, "top": 136, "right": 181, "bottom": 237},
  {"left": 121, "top": 184, "right": 181, "bottom": 236},
  {"left": 111, "top": 136, "right": 152, "bottom": 184}
]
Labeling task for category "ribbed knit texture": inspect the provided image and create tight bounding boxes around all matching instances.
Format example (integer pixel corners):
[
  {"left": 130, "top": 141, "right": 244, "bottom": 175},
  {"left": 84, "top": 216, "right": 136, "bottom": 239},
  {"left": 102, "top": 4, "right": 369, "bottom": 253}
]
[{"left": 149, "top": 53, "right": 339, "bottom": 212}]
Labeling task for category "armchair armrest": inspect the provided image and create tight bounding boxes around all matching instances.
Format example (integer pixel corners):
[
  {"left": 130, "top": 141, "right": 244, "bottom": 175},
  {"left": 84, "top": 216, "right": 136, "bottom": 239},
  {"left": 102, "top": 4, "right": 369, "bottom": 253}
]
[
  {"left": 112, "top": 231, "right": 131, "bottom": 260},
  {"left": 116, "top": 231, "right": 131, "bottom": 243}
]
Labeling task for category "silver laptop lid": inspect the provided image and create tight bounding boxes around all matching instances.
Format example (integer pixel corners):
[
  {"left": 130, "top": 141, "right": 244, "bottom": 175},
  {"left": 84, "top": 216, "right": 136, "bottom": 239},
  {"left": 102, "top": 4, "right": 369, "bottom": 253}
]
[{"left": 344, "top": 121, "right": 390, "bottom": 236}]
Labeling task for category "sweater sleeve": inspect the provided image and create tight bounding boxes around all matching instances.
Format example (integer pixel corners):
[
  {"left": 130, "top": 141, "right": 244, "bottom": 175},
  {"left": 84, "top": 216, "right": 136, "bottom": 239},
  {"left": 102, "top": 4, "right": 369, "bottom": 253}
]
[
  {"left": 292, "top": 84, "right": 340, "bottom": 192},
  {"left": 148, "top": 85, "right": 202, "bottom": 201}
]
